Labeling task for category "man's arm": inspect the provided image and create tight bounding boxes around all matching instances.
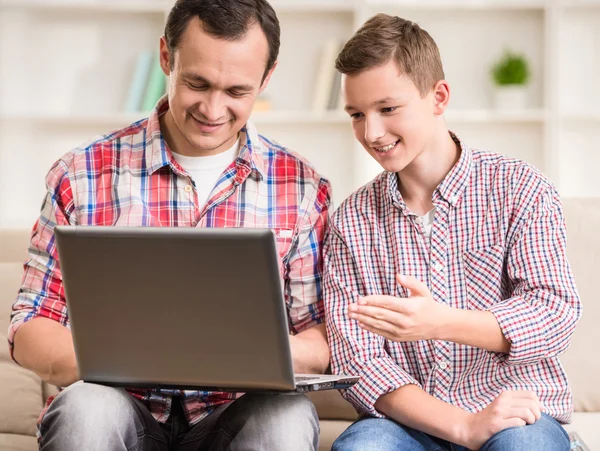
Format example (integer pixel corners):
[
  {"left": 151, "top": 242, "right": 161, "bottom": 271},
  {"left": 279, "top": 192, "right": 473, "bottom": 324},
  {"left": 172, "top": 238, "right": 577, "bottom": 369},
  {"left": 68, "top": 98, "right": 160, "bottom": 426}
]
[
  {"left": 289, "top": 323, "right": 329, "bottom": 373},
  {"left": 8, "top": 159, "right": 77, "bottom": 387},
  {"left": 285, "top": 178, "right": 332, "bottom": 374},
  {"left": 13, "top": 317, "right": 78, "bottom": 387}
]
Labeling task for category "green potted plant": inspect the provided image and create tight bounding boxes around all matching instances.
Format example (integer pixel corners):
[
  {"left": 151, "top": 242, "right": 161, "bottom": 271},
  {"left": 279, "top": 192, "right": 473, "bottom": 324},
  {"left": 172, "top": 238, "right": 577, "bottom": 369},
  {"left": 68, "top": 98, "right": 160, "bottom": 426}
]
[{"left": 490, "top": 49, "right": 531, "bottom": 109}]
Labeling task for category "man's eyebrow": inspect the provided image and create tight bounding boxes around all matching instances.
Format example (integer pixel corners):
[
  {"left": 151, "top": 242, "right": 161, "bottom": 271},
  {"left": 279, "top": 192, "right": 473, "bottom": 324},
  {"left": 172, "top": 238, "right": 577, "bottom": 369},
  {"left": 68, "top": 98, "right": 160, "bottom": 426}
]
[{"left": 181, "top": 73, "right": 253, "bottom": 91}]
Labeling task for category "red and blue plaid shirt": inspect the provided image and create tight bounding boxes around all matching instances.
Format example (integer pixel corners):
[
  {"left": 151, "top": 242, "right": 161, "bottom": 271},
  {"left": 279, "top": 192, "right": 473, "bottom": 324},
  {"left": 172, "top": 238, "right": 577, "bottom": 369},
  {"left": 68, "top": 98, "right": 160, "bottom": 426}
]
[
  {"left": 324, "top": 133, "right": 581, "bottom": 424},
  {"left": 9, "top": 97, "right": 331, "bottom": 426}
]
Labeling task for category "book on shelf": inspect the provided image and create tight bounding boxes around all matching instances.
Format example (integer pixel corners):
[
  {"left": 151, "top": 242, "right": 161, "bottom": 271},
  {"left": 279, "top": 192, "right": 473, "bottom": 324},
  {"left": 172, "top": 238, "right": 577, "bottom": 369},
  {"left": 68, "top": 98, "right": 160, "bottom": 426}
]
[
  {"left": 252, "top": 96, "right": 272, "bottom": 112},
  {"left": 123, "top": 50, "right": 167, "bottom": 114},
  {"left": 312, "top": 38, "right": 343, "bottom": 113}
]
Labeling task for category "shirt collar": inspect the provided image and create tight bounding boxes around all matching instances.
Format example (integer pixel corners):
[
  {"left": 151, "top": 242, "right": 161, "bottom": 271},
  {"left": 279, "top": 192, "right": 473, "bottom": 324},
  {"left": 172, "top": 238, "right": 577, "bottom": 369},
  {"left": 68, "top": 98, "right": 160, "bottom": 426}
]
[
  {"left": 387, "top": 130, "right": 472, "bottom": 211},
  {"left": 144, "top": 96, "right": 265, "bottom": 181}
]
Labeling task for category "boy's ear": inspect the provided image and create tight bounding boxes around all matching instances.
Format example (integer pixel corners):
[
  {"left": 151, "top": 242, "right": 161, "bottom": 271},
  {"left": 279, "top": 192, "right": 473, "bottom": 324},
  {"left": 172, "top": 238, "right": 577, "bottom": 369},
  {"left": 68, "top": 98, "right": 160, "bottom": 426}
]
[{"left": 432, "top": 80, "right": 450, "bottom": 115}]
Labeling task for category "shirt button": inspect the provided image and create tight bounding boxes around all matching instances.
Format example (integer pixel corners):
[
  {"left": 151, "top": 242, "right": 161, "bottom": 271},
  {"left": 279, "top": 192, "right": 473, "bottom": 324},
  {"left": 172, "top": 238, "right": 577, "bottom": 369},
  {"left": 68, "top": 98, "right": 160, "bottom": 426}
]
[
  {"left": 450, "top": 195, "right": 458, "bottom": 204},
  {"left": 184, "top": 185, "right": 193, "bottom": 193},
  {"left": 438, "top": 361, "right": 448, "bottom": 370},
  {"left": 415, "top": 217, "right": 423, "bottom": 225},
  {"left": 433, "top": 262, "right": 443, "bottom": 271}
]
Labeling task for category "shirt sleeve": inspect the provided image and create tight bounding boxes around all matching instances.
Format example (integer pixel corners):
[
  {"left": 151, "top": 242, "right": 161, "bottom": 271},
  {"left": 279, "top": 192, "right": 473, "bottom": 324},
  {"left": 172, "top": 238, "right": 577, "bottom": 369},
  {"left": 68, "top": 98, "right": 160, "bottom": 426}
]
[
  {"left": 8, "top": 159, "right": 75, "bottom": 361},
  {"left": 324, "top": 223, "right": 421, "bottom": 417},
  {"left": 285, "top": 177, "right": 332, "bottom": 334},
  {"left": 488, "top": 185, "right": 582, "bottom": 366}
]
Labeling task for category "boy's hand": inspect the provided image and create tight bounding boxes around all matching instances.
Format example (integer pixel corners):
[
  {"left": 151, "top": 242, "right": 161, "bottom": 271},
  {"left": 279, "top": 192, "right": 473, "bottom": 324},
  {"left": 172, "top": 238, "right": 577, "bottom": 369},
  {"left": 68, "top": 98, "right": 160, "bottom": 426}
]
[
  {"left": 459, "top": 390, "right": 542, "bottom": 450},
  {"left": 348, "top": 274, "right": 448, "bottom": 341}
]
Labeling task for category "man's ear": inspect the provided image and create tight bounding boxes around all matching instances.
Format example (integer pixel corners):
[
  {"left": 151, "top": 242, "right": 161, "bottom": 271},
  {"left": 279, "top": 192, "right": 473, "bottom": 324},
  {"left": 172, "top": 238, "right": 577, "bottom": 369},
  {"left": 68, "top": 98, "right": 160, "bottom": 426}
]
[
  {"left": 159, "top": 36, "right": 172, "bottom": 77},
  {"left": 258, "top": 61, "right": 278, "bottom": 94},
  {"left": 432, "top": 79, "right": 451, "bottom": 116}
]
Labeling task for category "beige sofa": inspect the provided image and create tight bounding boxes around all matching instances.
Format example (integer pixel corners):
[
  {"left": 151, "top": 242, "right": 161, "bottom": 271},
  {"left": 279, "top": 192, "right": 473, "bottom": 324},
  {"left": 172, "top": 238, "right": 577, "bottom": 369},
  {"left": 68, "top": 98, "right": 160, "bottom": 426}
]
[{"left": 2, "top": 198, "right": 599, "bottom": 450}]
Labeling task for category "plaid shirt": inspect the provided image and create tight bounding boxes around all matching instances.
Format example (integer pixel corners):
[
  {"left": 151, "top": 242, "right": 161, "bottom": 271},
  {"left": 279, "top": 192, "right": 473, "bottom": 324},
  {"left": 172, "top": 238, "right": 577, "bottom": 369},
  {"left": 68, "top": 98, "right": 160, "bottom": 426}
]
[
  {"left": 324, "top": 134, "right": 581, "bottom": 424},
  {"left": 9, "top": 97, "right": 331, "bottom": 426}
]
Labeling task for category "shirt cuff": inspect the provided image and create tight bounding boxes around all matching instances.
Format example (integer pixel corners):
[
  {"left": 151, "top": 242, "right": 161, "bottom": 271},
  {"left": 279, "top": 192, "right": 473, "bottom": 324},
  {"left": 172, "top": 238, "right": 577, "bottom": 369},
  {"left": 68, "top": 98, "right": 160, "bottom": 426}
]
[
  {"left": 342, "top": 356, "right": 421, "bottom": 418},
  {"left": 487, "top": 294, "right": 546, "bottom": 365}
]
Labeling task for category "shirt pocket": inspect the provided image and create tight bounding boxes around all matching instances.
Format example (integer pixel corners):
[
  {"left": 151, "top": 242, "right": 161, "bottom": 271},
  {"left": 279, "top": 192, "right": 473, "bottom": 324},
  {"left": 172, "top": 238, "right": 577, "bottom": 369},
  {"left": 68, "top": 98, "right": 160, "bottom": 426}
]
[{"left": 462, "top": 244, "right": 505, "bottom": 310}]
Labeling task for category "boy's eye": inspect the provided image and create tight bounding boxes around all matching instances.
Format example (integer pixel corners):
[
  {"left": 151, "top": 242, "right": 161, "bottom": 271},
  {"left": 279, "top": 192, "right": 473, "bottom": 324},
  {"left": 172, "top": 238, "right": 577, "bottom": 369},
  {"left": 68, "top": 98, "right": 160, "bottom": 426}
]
[
  {"left": 350, "top": 112, "right": 363, "bottom": 120},
  {"left": 381, "top": 106, "right": 398, "bottom": 113}
]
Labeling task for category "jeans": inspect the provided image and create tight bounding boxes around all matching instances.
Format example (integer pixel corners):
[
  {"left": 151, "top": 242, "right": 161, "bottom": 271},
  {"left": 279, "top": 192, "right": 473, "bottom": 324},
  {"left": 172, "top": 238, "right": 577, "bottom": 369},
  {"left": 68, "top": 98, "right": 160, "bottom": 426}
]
[
  {"left": 332, "top": 413, "right": 570, "bottom": 451},
  {"left": 38, "top": 382, "right": 319, "bottom": 451}
]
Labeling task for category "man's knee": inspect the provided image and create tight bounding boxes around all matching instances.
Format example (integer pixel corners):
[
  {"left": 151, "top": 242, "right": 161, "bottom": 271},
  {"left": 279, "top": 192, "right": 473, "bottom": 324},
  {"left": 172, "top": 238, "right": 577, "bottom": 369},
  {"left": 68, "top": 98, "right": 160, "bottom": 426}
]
[
  {"left": 39, "top": 382, "right": 143, "bottom": 450},
  {"left": 226, "top": 393, "right": 319, "bottom": 450}
]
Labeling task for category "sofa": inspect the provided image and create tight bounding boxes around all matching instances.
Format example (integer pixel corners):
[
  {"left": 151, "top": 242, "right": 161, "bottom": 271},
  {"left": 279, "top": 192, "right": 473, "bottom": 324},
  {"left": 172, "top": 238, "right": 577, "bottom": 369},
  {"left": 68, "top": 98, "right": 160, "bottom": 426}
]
[{"left": 1, "top": 198, "right": 599, "bottom": 451}]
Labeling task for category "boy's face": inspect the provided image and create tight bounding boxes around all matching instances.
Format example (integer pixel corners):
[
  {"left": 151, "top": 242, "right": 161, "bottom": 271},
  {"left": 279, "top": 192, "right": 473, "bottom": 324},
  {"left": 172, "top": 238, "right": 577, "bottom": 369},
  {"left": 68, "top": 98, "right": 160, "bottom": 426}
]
[{"left": 343, "top": 60, "right": 444, "bottom": 174}]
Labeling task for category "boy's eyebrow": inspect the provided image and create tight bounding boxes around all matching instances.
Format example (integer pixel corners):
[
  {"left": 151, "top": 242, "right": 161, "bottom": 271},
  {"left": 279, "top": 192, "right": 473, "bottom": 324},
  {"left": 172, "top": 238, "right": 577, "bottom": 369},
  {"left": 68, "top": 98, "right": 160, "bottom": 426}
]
[
  {"left": 344, "top": 97, "right": 402, "bottom": 112},
  {"left": 181, "top": 72, "right": 253, "bottom": 91}
]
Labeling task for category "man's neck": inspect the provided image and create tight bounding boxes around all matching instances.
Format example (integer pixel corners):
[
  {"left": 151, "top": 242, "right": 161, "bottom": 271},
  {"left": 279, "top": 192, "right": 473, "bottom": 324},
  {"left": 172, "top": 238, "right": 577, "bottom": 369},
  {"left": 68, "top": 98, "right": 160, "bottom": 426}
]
[{"left": 397, "top": 131, "right": 460, "bottom": 216}]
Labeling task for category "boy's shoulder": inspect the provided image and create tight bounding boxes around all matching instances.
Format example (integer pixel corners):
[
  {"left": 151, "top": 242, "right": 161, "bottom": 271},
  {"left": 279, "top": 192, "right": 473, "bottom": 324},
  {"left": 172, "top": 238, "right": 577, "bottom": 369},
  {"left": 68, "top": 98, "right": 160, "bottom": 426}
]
[{"left": 470, "top": 148, "right": 555, "bottom": 196}]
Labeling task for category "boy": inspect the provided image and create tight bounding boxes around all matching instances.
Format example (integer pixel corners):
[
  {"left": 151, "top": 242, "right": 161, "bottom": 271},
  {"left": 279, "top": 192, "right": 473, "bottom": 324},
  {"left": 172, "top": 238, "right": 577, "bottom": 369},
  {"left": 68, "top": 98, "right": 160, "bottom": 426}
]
[{"left": 324, "top": 13, "right": 581, "bottom": 451}]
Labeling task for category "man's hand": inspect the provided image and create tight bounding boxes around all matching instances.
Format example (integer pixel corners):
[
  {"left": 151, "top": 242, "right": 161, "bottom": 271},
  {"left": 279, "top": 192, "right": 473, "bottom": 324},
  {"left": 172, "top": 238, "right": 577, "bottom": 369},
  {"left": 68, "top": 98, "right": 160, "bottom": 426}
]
[
  {"left": 288, "top": 323, "right": 329, "bottom": 374},
  {"left": 459, "top": 391, "right": 542, "bottom": 450},
  {"left": 348, "top": 274, "right": 449, "bottom": 341}
]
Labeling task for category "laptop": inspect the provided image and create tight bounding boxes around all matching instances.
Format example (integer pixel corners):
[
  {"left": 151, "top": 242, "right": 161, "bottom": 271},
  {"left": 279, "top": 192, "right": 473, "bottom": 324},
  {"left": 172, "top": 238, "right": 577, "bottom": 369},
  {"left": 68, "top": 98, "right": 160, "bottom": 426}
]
[{"left": 54, "top": 226, "right": 358, "bottom": 393}]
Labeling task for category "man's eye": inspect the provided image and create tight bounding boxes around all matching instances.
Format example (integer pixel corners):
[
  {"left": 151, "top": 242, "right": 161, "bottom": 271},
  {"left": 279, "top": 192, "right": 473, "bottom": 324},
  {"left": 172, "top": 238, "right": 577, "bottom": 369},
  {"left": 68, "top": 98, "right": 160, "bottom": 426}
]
[{"left": 188, "top": 83, "right": 207, "bottom": 90}]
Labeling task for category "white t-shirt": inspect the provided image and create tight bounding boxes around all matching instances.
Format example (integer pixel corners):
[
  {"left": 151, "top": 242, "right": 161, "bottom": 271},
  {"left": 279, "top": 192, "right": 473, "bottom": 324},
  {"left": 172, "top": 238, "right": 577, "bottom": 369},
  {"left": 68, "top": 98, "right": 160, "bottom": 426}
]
[
  {"left": 171, "top": 139, "right": 240, "bottom": 210},
  {"left": 419, "top": 207, "right": 436, "bottom": 238}
]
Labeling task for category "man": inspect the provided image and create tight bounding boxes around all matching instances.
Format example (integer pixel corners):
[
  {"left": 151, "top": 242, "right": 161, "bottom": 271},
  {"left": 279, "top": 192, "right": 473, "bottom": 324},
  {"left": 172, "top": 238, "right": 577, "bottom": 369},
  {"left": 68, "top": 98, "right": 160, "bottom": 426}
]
[
  {"left": 9, "top": 1, "right": 331, "bottom": 449},
  {"left": 324, "top": 14, "right": 581, "bottom": 451}
]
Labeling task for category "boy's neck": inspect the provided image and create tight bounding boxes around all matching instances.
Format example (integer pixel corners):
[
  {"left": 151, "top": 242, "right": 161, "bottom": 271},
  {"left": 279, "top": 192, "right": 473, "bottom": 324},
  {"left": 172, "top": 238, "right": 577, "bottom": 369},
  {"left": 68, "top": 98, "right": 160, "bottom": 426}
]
[{"left": 397, "top": 130, "right": 460, "bottom": 216}]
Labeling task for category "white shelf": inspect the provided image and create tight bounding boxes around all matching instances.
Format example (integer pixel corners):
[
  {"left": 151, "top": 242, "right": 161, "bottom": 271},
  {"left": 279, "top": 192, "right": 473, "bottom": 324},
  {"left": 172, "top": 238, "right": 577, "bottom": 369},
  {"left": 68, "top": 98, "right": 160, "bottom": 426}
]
[
  {"left": 562, "top": 111, "right": 600, "bottom": 122},
  {"left": 0, "top": 0, "right": 169, "bottom": 13},
  {"left": 446, "top": 109, "right": 547, "bottom": 123},
  {"left": 364, "top": 0, "right": 546, "bottom": 10},
  {"left": 0, "top": 111, "right": 351, "bottom": 127},
  {"left": 0, "top": 109, "right": 549, "bottom": 127},
  {"left": 271, "top": 0, "right": 356, "bottom": 13}
]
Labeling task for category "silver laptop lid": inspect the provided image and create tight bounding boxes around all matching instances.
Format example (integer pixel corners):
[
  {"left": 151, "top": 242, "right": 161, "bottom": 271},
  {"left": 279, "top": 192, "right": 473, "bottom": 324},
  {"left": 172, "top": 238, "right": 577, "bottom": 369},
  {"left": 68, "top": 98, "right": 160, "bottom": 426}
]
[{"left": 55, "top": 226, "right": 296, "bottom": 392}]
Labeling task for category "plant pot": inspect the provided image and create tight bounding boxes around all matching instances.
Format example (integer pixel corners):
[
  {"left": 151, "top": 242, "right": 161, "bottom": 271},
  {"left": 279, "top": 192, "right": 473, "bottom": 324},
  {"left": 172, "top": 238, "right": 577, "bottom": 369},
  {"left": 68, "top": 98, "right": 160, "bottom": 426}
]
[{"left": 492, "top": 85, "right": 529, "bottom": 110}]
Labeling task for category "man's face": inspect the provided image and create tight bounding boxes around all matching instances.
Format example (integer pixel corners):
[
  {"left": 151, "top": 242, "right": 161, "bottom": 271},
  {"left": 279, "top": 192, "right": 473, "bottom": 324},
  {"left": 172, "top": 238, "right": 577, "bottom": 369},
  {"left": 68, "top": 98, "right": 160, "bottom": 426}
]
[
  {"left": 343, "top": 60, "right": 439, "bottom": 174},
  {"left": 160, "top": 18, "right": 274, "bottom": 156}
]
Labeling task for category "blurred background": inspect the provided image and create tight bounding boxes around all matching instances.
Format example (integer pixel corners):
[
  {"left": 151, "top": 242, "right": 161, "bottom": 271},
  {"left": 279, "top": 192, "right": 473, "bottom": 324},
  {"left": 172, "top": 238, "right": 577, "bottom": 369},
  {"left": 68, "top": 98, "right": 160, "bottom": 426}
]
[{"left": 0, "top": 0, "right": 599, "bottom": 227}]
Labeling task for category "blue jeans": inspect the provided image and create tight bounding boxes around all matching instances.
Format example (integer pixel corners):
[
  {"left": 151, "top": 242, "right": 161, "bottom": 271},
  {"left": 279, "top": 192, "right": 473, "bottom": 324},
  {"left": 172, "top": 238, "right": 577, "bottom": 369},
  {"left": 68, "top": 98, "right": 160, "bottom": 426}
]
[
  {"left": 38, "top": 382, "right": 319, "bottom": 451},
  {"left": 332, "top": 413, "right": 570, "bottom": 451}
]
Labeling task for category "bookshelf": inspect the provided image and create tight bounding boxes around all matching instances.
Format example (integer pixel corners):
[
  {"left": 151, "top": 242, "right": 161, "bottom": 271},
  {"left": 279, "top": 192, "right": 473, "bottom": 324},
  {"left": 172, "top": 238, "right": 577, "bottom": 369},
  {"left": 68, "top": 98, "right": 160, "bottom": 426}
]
[{"left": 0, "top": 0, "right": 599, "bottom": 227}]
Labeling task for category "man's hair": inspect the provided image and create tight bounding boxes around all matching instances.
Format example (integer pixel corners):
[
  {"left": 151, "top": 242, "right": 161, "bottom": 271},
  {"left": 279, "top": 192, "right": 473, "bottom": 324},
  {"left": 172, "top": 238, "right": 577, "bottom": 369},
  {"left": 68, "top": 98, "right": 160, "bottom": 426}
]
[
  {"left": 164, "top": 0, "right": 280, "bottom": 80},
  {"left": 335, "top": 14, "right": 444, "bottom": 97}
]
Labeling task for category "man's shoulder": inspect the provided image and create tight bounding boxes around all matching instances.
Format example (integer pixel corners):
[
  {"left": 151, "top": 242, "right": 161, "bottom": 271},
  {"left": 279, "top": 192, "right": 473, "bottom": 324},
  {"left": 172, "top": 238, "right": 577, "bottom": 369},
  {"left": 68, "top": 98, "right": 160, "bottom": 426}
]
[
  {"left": 58, "top": 118, "right": 149, "bottom": 171},
  {"left": 255, "top": 133, "right": 329, "bottom": 188}
]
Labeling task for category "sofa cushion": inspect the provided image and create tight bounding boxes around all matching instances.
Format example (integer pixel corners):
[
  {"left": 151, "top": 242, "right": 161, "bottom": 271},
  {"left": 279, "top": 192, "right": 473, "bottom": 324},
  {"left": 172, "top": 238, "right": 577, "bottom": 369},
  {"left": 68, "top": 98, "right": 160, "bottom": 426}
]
[
  {"left": 560, "top": 199, "right": 600, "bottom": 412},
  {"left": 0, "top": 433, "right": 38, "bottom": 451},
  {"left": 0, "top": 262, "right": 43, "bottom": 437},
  {"left": 308, "top": 389, "right": 358, "bottom": 421}
]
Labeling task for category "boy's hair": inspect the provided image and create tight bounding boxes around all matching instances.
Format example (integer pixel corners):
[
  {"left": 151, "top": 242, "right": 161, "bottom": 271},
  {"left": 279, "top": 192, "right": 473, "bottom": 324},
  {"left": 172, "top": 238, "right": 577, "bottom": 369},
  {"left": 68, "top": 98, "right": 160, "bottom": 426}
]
[
  {"left": 335, "top": 14, "right": 444, "bottom": 97},
  {"left": 164, "top": 0, "right": 280, "bottom": 81}
]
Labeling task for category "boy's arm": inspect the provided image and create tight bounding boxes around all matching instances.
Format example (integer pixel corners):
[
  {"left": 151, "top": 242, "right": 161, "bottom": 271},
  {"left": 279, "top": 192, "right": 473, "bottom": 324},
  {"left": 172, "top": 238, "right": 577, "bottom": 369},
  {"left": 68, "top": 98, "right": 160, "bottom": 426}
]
[
  {"left": 286, "top": 178, "right": 332, "bottom": 374},
  {"left": 482, "top": 185, "right": 581, "bottom": 365},
  {"left": 375, "top": 384, "right": 540, "bottom": 450},
  {"left": 324, "top": 224, "right": 421, "bottom": 415},
  {"left": 9, "top": 160, "right": 78, "bottom": 387},
  {"left": 350, "top": 186, "right": 581, "bottom": 364}
]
